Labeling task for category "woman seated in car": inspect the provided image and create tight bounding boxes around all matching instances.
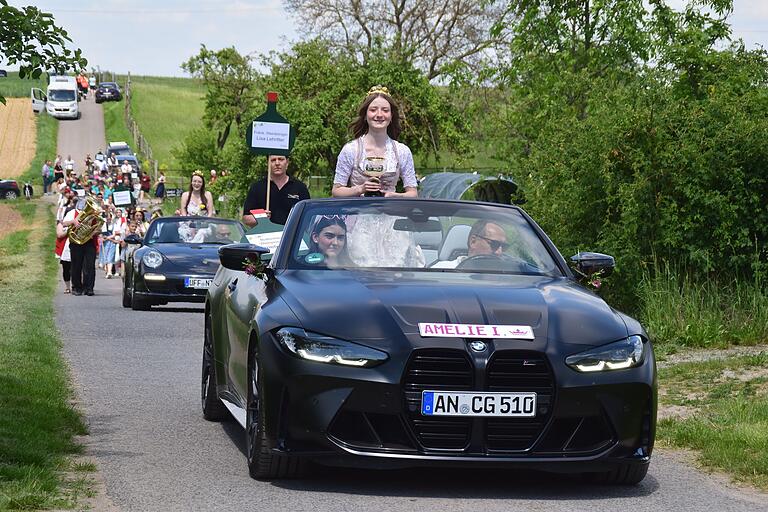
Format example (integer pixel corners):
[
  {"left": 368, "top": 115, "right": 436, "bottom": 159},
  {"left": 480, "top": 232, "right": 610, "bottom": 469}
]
[{"left": 306, "top": 216, "right": 353, "bottom": 268}]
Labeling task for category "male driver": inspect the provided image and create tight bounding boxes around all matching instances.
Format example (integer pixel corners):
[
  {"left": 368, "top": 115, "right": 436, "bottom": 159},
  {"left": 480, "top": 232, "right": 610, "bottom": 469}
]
[
  {"left": 431, "top": 220, "right": 509, "bottom": 268},
  {"left": 241, "top": 155, "right": 310, "bottom": 227}
]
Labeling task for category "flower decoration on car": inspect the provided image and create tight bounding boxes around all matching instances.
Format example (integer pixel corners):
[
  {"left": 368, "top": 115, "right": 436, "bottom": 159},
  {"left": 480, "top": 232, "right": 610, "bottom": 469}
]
[{"left": 243, "top": 255, "right": 267, "bottom": 281}]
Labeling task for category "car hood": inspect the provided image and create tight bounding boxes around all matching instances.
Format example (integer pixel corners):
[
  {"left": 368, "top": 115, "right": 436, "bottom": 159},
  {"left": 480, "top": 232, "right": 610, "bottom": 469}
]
[
  {"left": 276, "top": 270, "right": 628, "bottom": 346},
  {"left": 146, "top": 244, "right": 222, "bottom": 274}
]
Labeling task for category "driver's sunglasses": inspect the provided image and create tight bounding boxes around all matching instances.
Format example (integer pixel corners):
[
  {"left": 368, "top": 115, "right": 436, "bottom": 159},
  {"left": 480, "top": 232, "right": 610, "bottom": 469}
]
[{"left": 476, "top": 235, "right": 510, "bottom": 252}]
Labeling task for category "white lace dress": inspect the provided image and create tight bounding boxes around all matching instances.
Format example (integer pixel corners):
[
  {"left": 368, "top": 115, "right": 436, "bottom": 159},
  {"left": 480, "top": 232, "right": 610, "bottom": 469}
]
[{"left": 333, "top": 137, "right": 423, "bottom": 268}]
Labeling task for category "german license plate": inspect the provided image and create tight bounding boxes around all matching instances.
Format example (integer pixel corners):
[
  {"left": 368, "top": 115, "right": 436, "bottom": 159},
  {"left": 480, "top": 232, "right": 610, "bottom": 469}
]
[
  {"left": 185, "top": 277, "right": 212, "bottom": 289},
  {"left": 421, "top": 391, "right": 536, "bottom": 417}
]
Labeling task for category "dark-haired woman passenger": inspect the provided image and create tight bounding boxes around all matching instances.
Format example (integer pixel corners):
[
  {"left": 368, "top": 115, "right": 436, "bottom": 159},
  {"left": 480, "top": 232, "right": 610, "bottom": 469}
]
[{"left": 307, "top": 216, "right": 353, "bottom": 268}]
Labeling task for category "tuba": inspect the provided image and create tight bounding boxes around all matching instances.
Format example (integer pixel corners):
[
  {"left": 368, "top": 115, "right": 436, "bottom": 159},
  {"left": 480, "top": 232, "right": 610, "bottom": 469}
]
[{"left": 68, "top": 195, "right": 103, "bottom": 244}]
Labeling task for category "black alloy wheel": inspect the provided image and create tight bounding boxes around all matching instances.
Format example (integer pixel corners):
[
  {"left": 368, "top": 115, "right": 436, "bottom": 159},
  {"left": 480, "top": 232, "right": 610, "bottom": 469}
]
[
  {"left": 201, "top": 316, "right": 227, "bottom": 421},
  {"left": 245, "top": 350, "right": 305, "bottom": 480}
]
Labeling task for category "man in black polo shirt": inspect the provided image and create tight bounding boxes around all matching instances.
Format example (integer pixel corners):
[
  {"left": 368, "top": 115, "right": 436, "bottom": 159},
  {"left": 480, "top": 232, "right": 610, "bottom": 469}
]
[{"left": 242, "top": 155, "right": 310, "bottom": 227}]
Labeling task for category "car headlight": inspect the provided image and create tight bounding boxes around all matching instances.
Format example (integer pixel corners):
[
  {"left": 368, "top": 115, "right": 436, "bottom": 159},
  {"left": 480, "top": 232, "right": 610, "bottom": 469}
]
[
  {"left": 142, "top": 250, "right": 163, "bottom": 269},
  {"left": 275, "top": 327, "right": 388, "bottom": 368},
  {"left": 565, "top": 335, "right": 646, "bottom": 372}
]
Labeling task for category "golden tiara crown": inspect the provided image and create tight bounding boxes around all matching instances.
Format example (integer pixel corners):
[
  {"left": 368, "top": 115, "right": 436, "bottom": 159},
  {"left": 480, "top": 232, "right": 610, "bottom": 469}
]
[
  {"left": 192, "top": 170, "right": 205, "bottom": 178},
  {"left": 366, "top": 85, "right": 390, "bottom": 98}
]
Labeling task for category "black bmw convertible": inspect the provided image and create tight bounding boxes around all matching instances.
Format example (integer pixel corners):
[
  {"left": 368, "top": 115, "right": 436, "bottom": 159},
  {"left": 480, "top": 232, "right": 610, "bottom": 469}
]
[
  {"left": 203, "top": 198, "right": 656, "bottom": 483},
  {"left": 122, "top": 216, "right": 244, "bottom": 310}
]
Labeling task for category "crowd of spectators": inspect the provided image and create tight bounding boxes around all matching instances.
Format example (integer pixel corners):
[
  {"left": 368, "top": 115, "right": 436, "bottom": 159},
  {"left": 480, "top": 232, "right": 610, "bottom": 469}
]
[{"left": 51, "top": 152, "right": 163, "bottom": 294}]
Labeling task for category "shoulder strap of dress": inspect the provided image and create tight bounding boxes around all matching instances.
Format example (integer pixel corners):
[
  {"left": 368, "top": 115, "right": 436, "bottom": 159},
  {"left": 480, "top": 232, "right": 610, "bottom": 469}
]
[
  {"left": 355, "top": 137, "right": 364, "bottom": 173},
  {"left": 390, "top": 138, "right": 401, "bottom": 169}
]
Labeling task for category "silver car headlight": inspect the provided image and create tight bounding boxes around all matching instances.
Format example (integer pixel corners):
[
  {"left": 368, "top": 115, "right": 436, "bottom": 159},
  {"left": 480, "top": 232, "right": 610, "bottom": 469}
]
[
  {"left": 142, "top": 250, "right": 163, "bottom": 269},
  {"left": 275, "top": 327, "right": 388, "bottom": 368},
  {"left": 565, "top": 335, "right": 646, "bottom": 372}
]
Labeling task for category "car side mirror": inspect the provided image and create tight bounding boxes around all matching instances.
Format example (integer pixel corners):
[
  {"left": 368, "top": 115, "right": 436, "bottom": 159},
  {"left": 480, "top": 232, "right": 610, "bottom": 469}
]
[
  {"left": 570, "top": 252, "right": 615, "bottom": 278},
  {"left": 219, "top": 243, "right": 270, "bottom": 271},
  {"left": 124, "top": 234, "right": 143, "bottom": 245}
]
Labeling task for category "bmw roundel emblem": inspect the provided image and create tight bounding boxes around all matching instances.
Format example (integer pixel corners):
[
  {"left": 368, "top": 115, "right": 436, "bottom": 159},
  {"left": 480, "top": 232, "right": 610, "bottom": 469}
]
[{"left": 469, "top": 341, "right": 487, "bottom": 352}]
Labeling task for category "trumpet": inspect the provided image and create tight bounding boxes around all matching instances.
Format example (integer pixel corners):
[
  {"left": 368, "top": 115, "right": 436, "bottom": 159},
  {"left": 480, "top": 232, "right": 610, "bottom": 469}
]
[{"left": 68, "top": 195, "right": 103, "bottom": 244}]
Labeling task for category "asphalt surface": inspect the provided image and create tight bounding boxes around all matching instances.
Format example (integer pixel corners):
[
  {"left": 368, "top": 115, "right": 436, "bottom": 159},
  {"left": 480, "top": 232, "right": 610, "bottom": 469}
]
[
  {"left": 57, "top": 94, "right": 106, "bottom": 168},
  {"left": 54, "top": 98, "right": 768, "bottom": 512}
]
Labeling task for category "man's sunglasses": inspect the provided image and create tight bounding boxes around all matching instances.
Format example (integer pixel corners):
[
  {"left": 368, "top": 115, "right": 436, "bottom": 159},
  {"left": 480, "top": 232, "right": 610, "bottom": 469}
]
[{"left": 476, "top": 235, "right": 510, "bottom": 252}]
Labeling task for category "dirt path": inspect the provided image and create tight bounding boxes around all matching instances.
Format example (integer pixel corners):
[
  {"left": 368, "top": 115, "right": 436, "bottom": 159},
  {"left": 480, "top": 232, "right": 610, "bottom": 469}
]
[{"left": 0, "top": 98, "right": 37, "bottom": 178}]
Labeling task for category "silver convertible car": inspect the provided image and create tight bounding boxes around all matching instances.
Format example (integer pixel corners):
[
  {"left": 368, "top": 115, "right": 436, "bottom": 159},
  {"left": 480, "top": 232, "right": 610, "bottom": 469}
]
[{"left": 203, "top": 198, "right": 656, "bottom": 482}]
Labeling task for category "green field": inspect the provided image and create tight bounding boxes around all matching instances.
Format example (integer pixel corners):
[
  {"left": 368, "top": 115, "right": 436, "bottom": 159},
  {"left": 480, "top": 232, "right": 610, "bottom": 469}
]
[
  {"left": 0, "top": 71, "right": 46, "bottom": 99},
  {"left": 122, "top": 75, "right": 206, "bottom": 168}
]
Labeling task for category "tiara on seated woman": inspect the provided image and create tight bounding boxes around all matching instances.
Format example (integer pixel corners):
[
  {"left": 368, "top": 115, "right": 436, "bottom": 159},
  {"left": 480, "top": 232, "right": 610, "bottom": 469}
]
[
  {"left": 192, "top": 170, "right": 205, "bottom": 178},
  {"left": 366, "top": 85, "right": 390, "bottom": 98}
]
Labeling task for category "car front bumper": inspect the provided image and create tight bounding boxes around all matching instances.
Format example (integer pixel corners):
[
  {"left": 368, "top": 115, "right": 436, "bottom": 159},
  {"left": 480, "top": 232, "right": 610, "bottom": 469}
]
[
  {"left": 135, "top": 272, "right": 212, "bottom": 304},
  {"left": 255, "top": 334, "right": 657, "bottom": 472}
]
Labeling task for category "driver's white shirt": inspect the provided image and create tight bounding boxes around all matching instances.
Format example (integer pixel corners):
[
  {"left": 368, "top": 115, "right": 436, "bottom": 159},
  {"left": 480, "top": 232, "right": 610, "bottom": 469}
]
[{"left": 430, "top": 255, "right": 467, "bottom": 269}]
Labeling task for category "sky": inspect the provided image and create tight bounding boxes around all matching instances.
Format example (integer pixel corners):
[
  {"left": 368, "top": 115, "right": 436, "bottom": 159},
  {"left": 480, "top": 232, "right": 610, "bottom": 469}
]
[{"left": 3, "top": 0, "right": 768, "bottom": 77}]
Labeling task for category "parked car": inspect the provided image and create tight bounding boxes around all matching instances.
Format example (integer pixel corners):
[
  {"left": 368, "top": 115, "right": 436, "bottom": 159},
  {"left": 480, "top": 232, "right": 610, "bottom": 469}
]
[
  {"left": 122, "top": 217, "right": 245, "bottom": 311},
  {"left": 94, "top": 82, "right": 121, "bottom": 103},
  {"left": 115, "top": 155, "right": 141, "bottom": 175},
  {"left": 0, "top": 179, "right": 21, "bottom": 199},
  {"left": 0, "top": 70, "right": 7, "bottom": 78},
  {"left": 203, "top": 198, "right": 657, "bottom": 483}
]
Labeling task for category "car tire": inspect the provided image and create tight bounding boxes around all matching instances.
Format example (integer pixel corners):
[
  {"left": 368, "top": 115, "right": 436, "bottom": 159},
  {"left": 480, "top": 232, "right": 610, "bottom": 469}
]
[
  {"left": 589, "top": 463, "right": 649, "bottom": 485},
  {"left": 201, "top": 316, "right": 227, "bottom": 421},
  {"left": 122, "top": 277, "right": 132, "bottom": 308},
  {"left": 4, "top": 190, "right": 18, "bottom": 200},
  {"left": 130, "top": 285, "right": 151, "bottom": 311},
  {"left": 246, "top": 350, "right": 305, "bottom": 480}
]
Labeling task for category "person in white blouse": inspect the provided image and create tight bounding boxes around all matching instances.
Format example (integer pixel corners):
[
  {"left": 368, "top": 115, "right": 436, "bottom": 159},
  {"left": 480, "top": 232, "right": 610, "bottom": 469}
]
[{"left": 332, "top": 85, "right": 418, "bottom": 198}]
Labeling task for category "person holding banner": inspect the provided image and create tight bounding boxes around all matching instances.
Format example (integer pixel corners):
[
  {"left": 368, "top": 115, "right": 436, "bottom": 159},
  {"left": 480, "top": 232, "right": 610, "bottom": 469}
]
[
  {"left": 180, "top": 171, "right": 215, "bottom": 217},
  {"left": 241, "top": 155, "right": 309, "bottom": 227}
]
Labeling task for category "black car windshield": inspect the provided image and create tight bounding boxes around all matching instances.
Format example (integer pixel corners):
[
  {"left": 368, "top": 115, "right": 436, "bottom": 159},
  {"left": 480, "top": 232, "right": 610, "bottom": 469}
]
[
  {"left": 146, "top": 219, "right": 244, "bottom": 244},
  {"left": 288, "top": 201, "right": 563, "bottom": 275},
  {"left": 48, "top": 89, "right": 76, "bottom": 102},
  {"left": 100, "top": 83, "right": 118, "bottom": 90}
]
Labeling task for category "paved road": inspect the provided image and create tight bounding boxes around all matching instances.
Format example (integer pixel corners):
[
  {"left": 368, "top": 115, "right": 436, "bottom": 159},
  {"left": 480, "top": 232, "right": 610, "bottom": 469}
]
[
  {"left": 54, "top": 104, "right": 768, "bottom": 512},
  {"left": 57, "top": 94, "right": 106, "bottom": 168}
]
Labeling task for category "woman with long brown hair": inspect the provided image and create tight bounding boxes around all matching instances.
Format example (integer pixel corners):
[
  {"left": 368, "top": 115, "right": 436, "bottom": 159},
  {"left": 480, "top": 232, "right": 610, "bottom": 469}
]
[
  {"left": 180, "top": 170, "right": 215, "bottom": 217},
  {"left": 332, "top": 85, "right": 418, "bottom": 198}
]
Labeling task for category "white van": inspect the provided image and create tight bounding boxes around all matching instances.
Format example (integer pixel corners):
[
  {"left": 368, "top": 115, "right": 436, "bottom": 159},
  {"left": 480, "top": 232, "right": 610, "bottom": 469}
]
[{"left": 31, "top": 75, "right": 80, "bottom": 119}]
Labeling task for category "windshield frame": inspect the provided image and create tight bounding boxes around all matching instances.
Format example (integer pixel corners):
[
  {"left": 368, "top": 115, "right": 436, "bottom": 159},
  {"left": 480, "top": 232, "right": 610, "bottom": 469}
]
[
  {"left": 276, "top": 198, "right": 569, "bottom": 277},
  {"left": 144, "top": 217, "right": 245, "bottom": 245}
]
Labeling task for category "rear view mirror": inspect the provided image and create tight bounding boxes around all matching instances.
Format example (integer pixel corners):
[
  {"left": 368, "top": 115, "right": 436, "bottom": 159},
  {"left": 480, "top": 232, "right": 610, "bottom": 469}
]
[
  {"left": 124, "top": 234, "right": 143, "bottom": 245},
  {"left": 393, "top": 218, "right": 442, "bottom": 232},
  {"left": 219, "top": 243, "right": 270, "bottom": 271},
  {"left": 570, "top": 252, "right": 615, "bottom": 278}
]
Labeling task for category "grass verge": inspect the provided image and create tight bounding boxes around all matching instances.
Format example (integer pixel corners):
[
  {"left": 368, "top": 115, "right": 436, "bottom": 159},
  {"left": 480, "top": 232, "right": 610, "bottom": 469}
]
[
  {"left": 0, "top": 200, "right": 90, "bottom": 510},
  {"left": 102, "top": 100, "right": 134, "bottom": 150},
  {"left": 657, "top": 353, "right": 768, "bottom": 490},
  {"left": 18, "top": 112, "right": 58, "bottom": 188}
]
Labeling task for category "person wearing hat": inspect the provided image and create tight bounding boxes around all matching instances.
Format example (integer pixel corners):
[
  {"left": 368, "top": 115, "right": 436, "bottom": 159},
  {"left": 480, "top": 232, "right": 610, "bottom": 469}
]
[{"left": 241, "top": 155, "right": 309, "bottom": 227}]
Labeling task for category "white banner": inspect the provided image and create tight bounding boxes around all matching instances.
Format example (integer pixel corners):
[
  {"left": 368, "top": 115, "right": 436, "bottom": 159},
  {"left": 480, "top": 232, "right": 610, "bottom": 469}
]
[{"left": 251, "top": 121, "right": 290, "bottom": 150}]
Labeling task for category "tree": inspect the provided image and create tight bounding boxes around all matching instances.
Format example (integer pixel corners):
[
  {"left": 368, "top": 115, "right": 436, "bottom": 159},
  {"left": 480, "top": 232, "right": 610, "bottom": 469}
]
[
  {"left": 0, "top": 0, "right": 87, "bottom": 104},
  {"left": 254, "top": 40, "right": 471, "bottom": 181},
  {"left": 181, "top": 45, "right": 260, "bottom": 150},
  {"left": 283, "top": 0, "right": 502, "bottom": 79}
]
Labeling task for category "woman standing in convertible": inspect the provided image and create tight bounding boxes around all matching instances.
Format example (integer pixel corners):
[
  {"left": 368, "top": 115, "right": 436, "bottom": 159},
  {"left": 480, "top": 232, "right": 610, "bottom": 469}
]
[
  {"left": 331, "top": 85, "right": 418, "bottom": 199},
  {"left": 330, "top": 86, "right": 422, "bottom": 267}
]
